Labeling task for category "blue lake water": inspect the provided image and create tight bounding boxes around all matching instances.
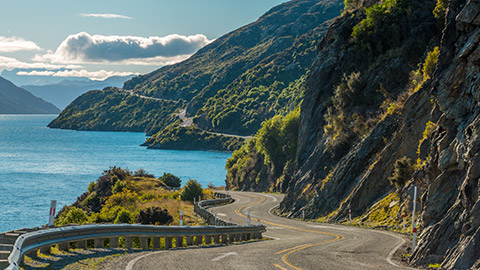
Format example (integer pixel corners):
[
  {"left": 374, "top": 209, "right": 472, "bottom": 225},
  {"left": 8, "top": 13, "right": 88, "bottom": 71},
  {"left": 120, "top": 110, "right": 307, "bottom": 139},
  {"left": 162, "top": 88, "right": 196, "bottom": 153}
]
[{"left": 0, "top": 115, "right": 231, "bottom": 232}]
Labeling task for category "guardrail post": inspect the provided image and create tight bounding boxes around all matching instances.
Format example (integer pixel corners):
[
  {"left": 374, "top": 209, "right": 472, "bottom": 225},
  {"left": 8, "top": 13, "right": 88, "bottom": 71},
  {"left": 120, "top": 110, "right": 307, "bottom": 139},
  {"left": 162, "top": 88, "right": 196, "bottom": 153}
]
[
  {"left": 109, "top": 238, "right": 118, "bottom": 248},
  {"left": 186, "top": 236, "right": 193, "bottom": 246},
  {"left": 140, "top": 237, "right": 148, "bottom": 249},
  {"left": 195, "top": 236, "right": 202, "bottom": 245},
  {"left": 125, "top": 237, "right": 133, "bottom": 249},
  {"left": 58, "top": 242, "right": 69, "bottom": 251},
  {"left": 152, "top": 237, "right": 161, "bottom": 249},
  {"left": 165, "top": 237, "right": 172, "bottom": 249},
  {"left": 77, "top": 240, "right": 86, "bottom": 249},
  {"left": 205, "top": 235, "right": 212, "bottom": 245},
  {"left": 94, "top": 238, "right": 103, "bottom": 248},
  {"left": 176, "top": 236, "right": 184, "bottom": 248},
  {"left": 214, "top": 235, "right": 220, "bottom": 244},
  {"left": 221, "top": 234, "right": 228, "bottom": 244},
  {"left": 26, "top": 249, "right": 37, "bottom": 258},
  {"left": 40, "top": 246, "right": 51, "bottom": 254}
]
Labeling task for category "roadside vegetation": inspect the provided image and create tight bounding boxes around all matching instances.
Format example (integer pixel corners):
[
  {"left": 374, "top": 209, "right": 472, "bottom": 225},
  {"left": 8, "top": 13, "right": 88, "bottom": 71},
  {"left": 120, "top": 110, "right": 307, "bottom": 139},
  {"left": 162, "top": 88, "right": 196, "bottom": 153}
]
[{"left": 55, "top": 167, "right": 213, "bottom": 226}]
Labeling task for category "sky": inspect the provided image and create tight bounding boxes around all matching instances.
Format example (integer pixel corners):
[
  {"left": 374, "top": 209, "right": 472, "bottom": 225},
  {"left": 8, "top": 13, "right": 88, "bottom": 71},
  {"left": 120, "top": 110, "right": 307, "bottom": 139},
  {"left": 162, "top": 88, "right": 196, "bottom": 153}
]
[{"left": 0, "top": 0, "right": 287, "bottom": 80}]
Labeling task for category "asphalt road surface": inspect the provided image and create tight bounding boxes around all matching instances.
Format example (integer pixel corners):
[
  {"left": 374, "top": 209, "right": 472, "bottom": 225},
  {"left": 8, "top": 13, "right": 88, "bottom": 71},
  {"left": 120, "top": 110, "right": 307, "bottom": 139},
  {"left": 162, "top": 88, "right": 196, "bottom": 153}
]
[{"left": 103, "top": 191, "right": 414, "bottom": 270}]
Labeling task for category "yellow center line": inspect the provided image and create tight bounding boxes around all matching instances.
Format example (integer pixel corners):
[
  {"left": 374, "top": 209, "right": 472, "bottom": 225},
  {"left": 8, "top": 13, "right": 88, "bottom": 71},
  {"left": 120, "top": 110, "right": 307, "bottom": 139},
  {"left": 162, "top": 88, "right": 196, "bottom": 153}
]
[
  {"left": 276, "top": 244, "right": 311, "bottom": 255},
  {"left": 232, "top": 193, "right": 345, "bottom": 270},
  {"left": 274, "top": 263, "right": 290, "bottom": 270}
]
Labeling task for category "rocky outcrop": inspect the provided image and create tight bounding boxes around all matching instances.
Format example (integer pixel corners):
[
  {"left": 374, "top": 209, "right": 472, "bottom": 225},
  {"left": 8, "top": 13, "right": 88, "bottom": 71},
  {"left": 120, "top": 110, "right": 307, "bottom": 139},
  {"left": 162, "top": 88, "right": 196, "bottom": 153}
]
[
  {"left": 280, "top": 0, "right": 440, "bottom": 216},
  {"left": 280, "top": 0, "right": 480, "bottom": 267},
  {"left": 408, "top": 0, "right": 480, "bottom": 268}
]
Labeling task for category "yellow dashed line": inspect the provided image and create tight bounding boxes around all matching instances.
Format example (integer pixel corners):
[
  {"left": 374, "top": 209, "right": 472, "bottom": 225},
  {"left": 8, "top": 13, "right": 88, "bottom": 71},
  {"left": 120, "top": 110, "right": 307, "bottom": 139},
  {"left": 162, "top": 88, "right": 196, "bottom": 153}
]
[{"left": 233, "top": 193, "right": 345, "bottom": 270}]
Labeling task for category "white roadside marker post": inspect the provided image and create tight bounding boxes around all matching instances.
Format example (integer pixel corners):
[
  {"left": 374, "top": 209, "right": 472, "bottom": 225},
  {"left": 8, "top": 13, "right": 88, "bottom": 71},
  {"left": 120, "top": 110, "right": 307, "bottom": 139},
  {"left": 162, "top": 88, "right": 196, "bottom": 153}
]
[
  {"left": 302, "top": 207, "right": 305, "bottom": 220},
  {"left": 180, "top": 210, "right": 184, "bottom": 226},
  {"left": 48, "top": 200, "right": 57, "bottom": 227},
  {"left": 403, "top": 213, "right": 406, "bottom": 231},
  {"left": 349, "top": 208, "right": 352, "bottom": 225},
  {"left": 247, "top": 211, "right": 251, "bottom": 226},
  {"left": 412, "top": 185, "right": 417, "bottom": 252},
  {"left": 214, "top": 212, "right": 217, "bottom": 225}
]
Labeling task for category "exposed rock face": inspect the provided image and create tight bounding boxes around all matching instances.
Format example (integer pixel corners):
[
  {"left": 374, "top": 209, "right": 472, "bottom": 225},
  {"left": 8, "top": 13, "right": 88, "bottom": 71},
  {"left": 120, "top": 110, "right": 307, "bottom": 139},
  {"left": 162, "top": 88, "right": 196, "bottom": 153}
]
[
  {"left": 281, "top": 0, "right": 480, "bottom": 267},
  {"left": 409, "top": 0, "right": 480, "bottom": 268},
  {"left": 281, "top": 0, "right": 440, "bottom": 217},
  {"left": 228, "top": 0, "right": 480, "bottom": 267}
]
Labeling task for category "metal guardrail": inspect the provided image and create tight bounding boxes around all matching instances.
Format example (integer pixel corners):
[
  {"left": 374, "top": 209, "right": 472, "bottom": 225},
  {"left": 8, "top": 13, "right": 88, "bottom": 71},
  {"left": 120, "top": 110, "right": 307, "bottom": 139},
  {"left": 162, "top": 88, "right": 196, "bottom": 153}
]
[
  {"left": 195, "top": 192, "right": 235, "bottom": 226},
  {"left": 5, "top": 192, "right": 265, "bottom": 270}
]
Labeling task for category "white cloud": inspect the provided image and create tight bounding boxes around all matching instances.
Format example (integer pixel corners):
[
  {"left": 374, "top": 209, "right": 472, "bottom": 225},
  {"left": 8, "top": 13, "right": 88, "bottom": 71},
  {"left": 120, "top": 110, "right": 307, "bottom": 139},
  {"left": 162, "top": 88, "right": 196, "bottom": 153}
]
[
  {"left": 79, "top": 13, "right": 133, "bottom": 19},
  {"left": 17, "top": 69, "right": 139, "bottom": 81},
  {"left": 34, "top": 32, "right": 212, "bottom": 64},
  {"left": 0, "top": 36, "right": 41, "bottom": 52},
  {"left": 0, "top": 56, "right": 81, "bottom": 69}
]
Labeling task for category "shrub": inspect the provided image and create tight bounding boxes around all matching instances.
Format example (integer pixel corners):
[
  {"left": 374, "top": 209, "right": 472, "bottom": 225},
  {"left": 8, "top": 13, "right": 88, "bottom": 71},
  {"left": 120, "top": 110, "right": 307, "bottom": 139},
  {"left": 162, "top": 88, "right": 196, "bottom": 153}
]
[
  {"left": 256, "top": 109, "right": 300, "bottom": 166},
  {"left": 87, "top": 181, "right": 95, "bottom": 193},
  {"left": 159, "top": 173, "right": 181, "bottom": 188},
  {"left": 112, "top": 180, "right": 127, "bottom": 194},
  {"left": 180, "top": 179, "right": 203, "bottom": 202},
  {"left": 422, "top": 47, "right": 440, "bottom": 81},
  {"left": 114, "top": 209, "right": 134, "bottom": 224},
  {"left": 134, "top": 168, "right": 155, "bottom": 178},
  {"left": 351, "top": 0, "right": 408, "bottom": 51},
  {"left": 433, "top": 0, "right": 448, "bottom": 25},
  {"left": 136, "top": 207, "right": 173, "bottom": 225},
  {"left": 388, "top": 157, "right": 413, "bottom": 188},
  {"left": 56, "top": 207, "right": 89, "bottom": 226}
]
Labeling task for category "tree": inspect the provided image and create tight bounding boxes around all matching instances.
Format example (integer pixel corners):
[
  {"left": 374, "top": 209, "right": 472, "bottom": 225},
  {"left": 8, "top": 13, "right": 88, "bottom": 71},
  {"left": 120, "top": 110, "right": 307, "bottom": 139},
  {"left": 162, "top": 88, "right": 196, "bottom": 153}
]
[
  {"left": 114, "top": 209, "right": 134, "bottom": 224},
  {"left": 180, "top": 179, "right": 203, "bottom": 202},
  {"left": 159, "top": 172, "right": 181, "bottom": 188},
  {"left": 389, "top": 157, "right": 413, "bottom": 188}
]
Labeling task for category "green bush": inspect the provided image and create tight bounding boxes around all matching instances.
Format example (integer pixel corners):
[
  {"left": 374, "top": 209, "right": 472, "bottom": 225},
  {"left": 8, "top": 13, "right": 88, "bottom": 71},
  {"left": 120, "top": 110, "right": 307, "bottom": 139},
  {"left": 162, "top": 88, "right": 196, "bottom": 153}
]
[
  {"left": 422, "top": 47, "right": 439, "bottom": 81},
  {"left": 256, "top": 109, "right": 300, "bottom": 166},
  {"left": 112, "top": 180, "right": 127, "bottom": 194},
  {"left": 56, "top": 207, "right": 89, "bottom": 226},
  {"left": 388, "top": 157, "right": 413, "bottom": 188},
  {"left": 180, "top": 179, "right": 203, "bottom": 202},
  {"left": 87, "top": 181, "right": 95, "bottom": 193},
  {"left": 433, "top": 0, "right": 447, "bottom": 24},
  {"left": 159, "top": 173, "right": 182, "bottom": 188},
  {"left": 114, "top": 209, "right": 134, "bottom": 224},
  {"left": 351, "top": 0, "right": 408, "bottom": 51}
]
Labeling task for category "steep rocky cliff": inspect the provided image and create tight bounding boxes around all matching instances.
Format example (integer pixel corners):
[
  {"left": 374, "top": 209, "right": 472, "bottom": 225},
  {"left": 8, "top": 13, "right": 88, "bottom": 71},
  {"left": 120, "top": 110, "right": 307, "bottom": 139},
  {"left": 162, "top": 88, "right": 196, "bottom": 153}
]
[
  {"left": 409, "top": 0, "right": 480, "bottom": 267},
  {"left": 227, "top": 0, "right": 480, "bottom": 267}
]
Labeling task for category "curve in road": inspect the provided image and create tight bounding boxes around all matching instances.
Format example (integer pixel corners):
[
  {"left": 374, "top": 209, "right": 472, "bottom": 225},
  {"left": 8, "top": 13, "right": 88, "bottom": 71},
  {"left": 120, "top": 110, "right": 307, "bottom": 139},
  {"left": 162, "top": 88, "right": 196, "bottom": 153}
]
[{"left": 103, "top": 191, "right": 414, "bottom": 270}]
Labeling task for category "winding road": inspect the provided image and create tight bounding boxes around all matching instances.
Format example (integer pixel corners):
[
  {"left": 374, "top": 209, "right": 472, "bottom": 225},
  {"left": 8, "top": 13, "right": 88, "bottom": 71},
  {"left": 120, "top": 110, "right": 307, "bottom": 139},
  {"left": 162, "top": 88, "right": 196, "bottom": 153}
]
[{"left": 102, "top": 192, "right": 414, "bottom": 270}]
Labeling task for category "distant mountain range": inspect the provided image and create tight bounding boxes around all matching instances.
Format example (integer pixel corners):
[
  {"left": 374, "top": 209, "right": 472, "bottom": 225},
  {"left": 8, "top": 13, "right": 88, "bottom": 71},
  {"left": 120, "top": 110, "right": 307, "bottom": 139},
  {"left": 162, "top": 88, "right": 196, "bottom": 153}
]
[
  {"left": 22, "top": 76, "right": 135, "bottom": 109},
  {"left": 0, "top": 69, "right": 134, "bottom": 109},
  {"left": 0, "top": 77, "right": 60, "bottom": 114}
]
